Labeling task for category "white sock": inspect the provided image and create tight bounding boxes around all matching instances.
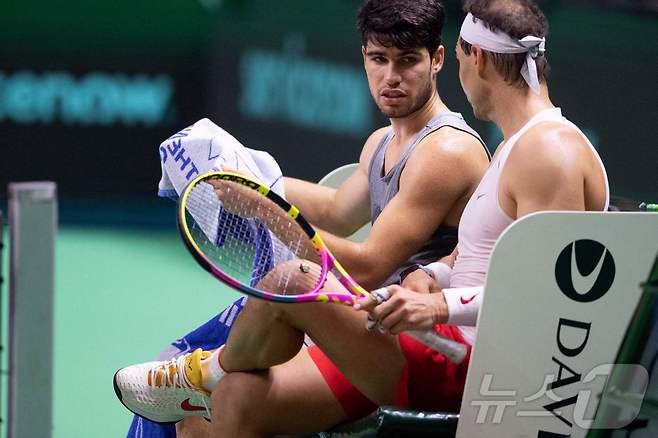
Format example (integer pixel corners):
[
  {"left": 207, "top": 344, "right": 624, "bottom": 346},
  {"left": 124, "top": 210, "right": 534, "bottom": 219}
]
[{"left": 200, "top": 346, "right": 227, "bottom": 392}]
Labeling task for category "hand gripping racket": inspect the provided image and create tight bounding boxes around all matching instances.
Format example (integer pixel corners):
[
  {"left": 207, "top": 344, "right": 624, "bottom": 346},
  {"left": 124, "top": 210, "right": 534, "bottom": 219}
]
[{"left": 178, "top": 171, "right": 467, "bottom": 363}]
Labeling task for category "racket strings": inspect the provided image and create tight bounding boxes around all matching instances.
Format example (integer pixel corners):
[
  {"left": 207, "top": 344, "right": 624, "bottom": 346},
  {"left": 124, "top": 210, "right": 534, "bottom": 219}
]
[{"left": 186, "top": 179, "right": 324, "bottom": 295}]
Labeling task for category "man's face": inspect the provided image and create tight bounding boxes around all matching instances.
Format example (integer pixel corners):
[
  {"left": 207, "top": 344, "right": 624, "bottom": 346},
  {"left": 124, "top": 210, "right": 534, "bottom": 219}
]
[
  {"left": 362, "top": 40, "right": 438, "bottom": 119},
  {"left": 456, "top": 40, "right": 491, "bottom": 121}
]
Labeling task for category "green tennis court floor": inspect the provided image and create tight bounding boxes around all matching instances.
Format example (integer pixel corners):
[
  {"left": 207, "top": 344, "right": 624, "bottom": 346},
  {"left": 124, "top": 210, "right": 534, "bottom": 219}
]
[{"left": 2, "top": 226, "right": 239, "bottom": 438}]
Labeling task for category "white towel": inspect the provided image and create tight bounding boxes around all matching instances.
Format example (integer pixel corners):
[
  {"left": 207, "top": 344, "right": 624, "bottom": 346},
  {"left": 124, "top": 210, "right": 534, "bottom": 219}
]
[{"left": 157, "top": 118, "right": 285, "bottom": 199}]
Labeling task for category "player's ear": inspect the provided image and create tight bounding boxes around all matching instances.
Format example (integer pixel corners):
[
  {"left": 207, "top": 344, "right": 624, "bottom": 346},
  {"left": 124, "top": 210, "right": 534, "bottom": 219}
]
[
  {"left": 432, "top": 45, "right": 445, "bottom": 75},
  {"left": 361, "top": 45, "right": 367, "bottom": 62},
  {"left": 473, "top": 45, "right": 488, "bottom": 78}
]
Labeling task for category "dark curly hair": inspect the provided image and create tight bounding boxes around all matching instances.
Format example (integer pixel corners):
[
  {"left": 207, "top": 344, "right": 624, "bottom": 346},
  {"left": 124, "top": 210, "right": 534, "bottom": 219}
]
[{"left": 357, "top": 0, "right": 446, "bottom": 56}]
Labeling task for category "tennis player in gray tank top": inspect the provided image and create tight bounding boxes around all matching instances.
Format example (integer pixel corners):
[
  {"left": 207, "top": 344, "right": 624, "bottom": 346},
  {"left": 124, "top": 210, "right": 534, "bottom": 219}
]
[
  {"left": 369, "top": 112, "right": 488, "bottom": 285},
  {"left": 116, "top": 2, "right": 496, "bottom": 436}
]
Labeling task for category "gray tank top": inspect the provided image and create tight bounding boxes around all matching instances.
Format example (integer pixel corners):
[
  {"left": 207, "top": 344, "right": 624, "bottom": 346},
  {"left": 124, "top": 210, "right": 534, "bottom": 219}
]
[{"left": 367, "top": 112, "right": 489, "bottom": 286}]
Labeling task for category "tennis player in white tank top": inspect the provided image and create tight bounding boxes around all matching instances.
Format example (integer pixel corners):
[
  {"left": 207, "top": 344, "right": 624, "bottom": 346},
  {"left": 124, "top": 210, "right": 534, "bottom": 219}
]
[
  {"left": 362, "top": 1, "right": 610, "bottom": 349},
  {"left": 449, "top": 106, "right": 609, "bottom": 344}
]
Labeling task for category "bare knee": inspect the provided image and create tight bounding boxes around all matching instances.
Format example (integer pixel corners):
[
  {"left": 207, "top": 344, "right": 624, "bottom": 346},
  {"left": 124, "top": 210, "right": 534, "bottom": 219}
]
[
  {"left": 241, "top": 296, "right": 296, "bottom": 332},
  {"left": 258, "top": 259, "right": 322, "bottom": 295}
]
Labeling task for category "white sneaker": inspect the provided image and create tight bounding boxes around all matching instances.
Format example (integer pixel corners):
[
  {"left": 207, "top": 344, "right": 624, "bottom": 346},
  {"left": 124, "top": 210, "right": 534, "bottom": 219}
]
[{"left": 113, "top": 348, "right": 212, "bottom": 423}]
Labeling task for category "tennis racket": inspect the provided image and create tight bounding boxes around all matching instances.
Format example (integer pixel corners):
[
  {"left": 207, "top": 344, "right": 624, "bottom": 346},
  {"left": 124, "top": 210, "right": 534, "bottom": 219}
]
[{"left": 178, "top": 171, "right": 468, "bottom": 364}]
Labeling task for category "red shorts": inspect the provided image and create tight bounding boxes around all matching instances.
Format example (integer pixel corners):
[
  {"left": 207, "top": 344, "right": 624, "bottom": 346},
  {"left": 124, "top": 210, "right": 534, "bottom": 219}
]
[{"left": 308, "top": 324, "right": 471, "bottom": 419}]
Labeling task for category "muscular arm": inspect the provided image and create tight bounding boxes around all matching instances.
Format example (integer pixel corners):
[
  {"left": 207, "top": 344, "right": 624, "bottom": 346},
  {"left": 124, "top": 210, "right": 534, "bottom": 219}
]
[
  {"left": 324, "top": 129, "right": 487, "bottom": 290},
  {"left": 501, "top": 124, "right": 595, "bottom": 218}
]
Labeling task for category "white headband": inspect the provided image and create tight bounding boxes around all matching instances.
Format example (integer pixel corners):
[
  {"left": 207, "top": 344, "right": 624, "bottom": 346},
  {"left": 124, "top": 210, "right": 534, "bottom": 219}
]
[{"left": 459, "top": 12, "right": 546, "bottom": 94}]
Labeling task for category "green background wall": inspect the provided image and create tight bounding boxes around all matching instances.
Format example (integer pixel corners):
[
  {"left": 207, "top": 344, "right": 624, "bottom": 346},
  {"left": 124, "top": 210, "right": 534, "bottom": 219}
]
[{"left": 0, "top": 0, "right": 656, "bottom": 436}]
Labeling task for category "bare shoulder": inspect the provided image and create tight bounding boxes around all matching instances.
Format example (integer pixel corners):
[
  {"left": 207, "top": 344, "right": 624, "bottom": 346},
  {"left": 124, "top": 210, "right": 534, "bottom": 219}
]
[
  {"left": 358, "top": 126, "right": 390, "bottom": 171},
  {"left": 509, "top": 122, "right": 594, "bottom": 176},
  {"left": 422, "top": 125, "right": 487, "bottom": 157},
  {"left": 502, "top": 121, "right": 607, "bottom": 213},
  {"left": 401, "top": 126, "right": 489, "bottom": 199},
  {"left": 405, "top": 126, "right": 489, "bottom": 181}
]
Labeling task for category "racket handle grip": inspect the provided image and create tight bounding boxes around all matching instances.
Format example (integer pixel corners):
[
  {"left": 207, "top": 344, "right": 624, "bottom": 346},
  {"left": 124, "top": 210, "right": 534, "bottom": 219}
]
[{"left": 405, "top": 330, "right": 468, "bottom": 364}]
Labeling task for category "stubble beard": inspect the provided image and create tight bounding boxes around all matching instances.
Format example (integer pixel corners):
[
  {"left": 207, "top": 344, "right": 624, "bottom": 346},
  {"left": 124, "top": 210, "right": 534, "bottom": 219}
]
[{"left": 378, "top": 77, "right": 434, "bottom": 119}]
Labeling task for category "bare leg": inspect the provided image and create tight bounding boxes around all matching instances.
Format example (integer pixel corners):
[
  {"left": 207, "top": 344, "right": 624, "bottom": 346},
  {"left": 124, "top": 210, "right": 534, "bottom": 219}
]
[
  {"left": 220, "top": 263, "right": 406, "bottom": 406},
  {"left": 176, "top": 417, "right": 211, "bottom": 438},
  {"left": 212, "top": 349, "right": 347, "bottom": 437}
]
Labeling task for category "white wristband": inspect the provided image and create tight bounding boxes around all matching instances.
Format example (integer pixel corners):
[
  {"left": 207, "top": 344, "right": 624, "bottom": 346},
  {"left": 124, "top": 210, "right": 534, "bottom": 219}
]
[
  {"left": 442, "top": 286, "right": 483, "bottom": 326},
  {"left": 421, "top": 262, "right": 452, "bottom": 289}
]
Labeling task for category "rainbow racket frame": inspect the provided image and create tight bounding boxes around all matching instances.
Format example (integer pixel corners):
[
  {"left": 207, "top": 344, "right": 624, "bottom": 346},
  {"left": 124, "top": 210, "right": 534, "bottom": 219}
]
[
  {"left": 178, "top": 171, "right": 468, "bottom": 364},
  {"left": 178, "top": 171, "right": 370, "bottom": 305}
]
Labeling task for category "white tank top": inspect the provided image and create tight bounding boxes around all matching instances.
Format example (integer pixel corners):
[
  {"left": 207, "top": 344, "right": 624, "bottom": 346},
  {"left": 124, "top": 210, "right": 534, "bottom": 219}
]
[{"left": 450, "top": 107, "right": 609, "bottom": 344}]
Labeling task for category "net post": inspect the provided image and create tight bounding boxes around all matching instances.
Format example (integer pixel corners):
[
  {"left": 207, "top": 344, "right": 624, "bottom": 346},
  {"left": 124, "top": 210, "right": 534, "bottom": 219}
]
[
  {"left": 0, "top": 209, "right": 4, "bottom": 436},
  {"left": 7, "top": 182, "right": 57, "bottom": 438}
]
